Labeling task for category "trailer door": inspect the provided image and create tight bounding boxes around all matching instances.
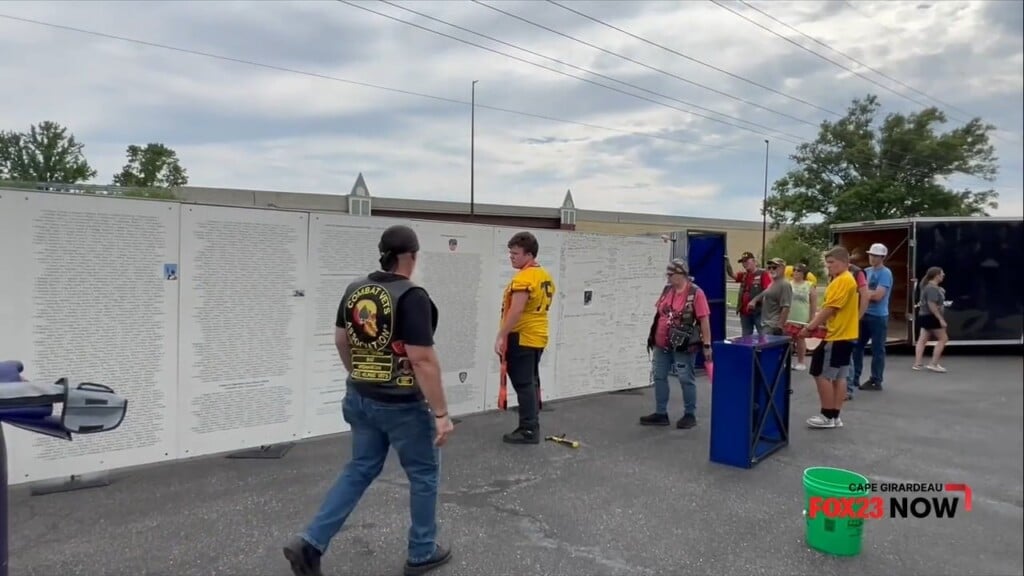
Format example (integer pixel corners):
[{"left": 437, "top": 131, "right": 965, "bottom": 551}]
[{"left": 913, "top": 219, "right": 1024, "bottom": 344}]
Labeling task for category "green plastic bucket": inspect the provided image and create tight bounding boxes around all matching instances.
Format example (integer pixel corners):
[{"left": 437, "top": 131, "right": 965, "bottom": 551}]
[{"left": 803, "top": 467, "right": 871, "bottom": 557}]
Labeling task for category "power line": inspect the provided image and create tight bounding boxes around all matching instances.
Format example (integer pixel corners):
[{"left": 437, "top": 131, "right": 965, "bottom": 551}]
[
  {"left": 469, "top": 0, "right": 821, "bottom": 134},
  {"left": 338, "top": 0, "right": 807, "bottom": 144},
  {"left": 0, "top": 12, "right": 766, "bottom": 155},
  {"left": 708, "top": 0, "right": 937, "bottom": 111},
  {"left": 465, "top": 0, "right": 975, "bottom": 178},
  {"left": 737, "top": 0, "right": 978, "bottom": 122},
  {"left": 383, "top": 0, "right": 820, "bottom": 135},
  {"left": 545, "top": 0, "right": 841, "bottom": 118}
]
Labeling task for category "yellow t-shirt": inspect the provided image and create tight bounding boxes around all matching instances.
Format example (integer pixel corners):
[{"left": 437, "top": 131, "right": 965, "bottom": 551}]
[
  {"left": 501, "top": 264, "right": 556, "bottom": 349},
  {"left": 784, "top": 265, "right": 817, "bottom": 286},
  {"left": 822, "top": 270, "right": 859, "bottom": 341}
]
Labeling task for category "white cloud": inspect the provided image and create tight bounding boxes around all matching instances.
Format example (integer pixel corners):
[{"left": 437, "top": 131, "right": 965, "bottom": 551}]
[{"left": 0, "top": 0, "right": 1020, "bottom": 222}]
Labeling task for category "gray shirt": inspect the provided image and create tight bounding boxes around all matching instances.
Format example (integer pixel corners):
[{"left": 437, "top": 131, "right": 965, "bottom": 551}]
[
  {"left": 919, "top": 284, "right": 945, "bottom": 317},
  {"left": 761, "top": 278, "right": 793, "bottom": 329}
]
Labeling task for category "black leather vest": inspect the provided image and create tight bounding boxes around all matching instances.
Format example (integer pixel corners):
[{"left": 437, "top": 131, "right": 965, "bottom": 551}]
[{"left": 341, "top": 275, "right": 419, "bottom": 397}]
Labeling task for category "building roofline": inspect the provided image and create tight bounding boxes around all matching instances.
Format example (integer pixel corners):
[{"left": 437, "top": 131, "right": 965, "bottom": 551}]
[{"left": 1, "top": 180, "right": 770, "bottom": 230}]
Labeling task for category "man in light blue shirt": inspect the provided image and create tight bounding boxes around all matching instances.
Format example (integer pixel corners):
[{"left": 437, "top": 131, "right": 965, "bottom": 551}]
[{"left": 850, "top": 243, "right": 893, "bottom": 397}]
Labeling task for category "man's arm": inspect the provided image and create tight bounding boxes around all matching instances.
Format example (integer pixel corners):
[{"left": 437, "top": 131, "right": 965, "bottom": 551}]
[
  {"left": 334, "top": 300, "right": 353, "bottom": 372},
  {"left": 869, "top": 269, "right": 892, "bottom": 302},
  {"left": 724, "top": 259, "right": 742, "bottom": 282},
  {"left": 778, "top": 283, "right": 792, "bottom": 326},
  {"left": 498, "top": 290, "right": 529, "bottom": 339},
  {"left": 334, "top": 328, "right": 353, "bottom": 373},
  {"left": 399, "top": 289, "right": 449, "bottom": 416},
  {"left": 855, "top": 271, "right": 870, "bottom": 319}
]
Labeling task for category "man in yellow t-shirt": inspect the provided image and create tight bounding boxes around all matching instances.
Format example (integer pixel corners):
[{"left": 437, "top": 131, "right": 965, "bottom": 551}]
[
  {"left": 784, "top": 263, "right": 817, "bottom": 286},
  {"left": 799, "top": 246, "right": 859, "bottom": 429},
  {"left": 495, "top": 231, "right": 556, "bottom": 444}
]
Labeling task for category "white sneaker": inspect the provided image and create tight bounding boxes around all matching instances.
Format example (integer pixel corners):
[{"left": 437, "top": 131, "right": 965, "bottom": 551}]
[
  {"left": 794, "top": 363, "right": 806, "bottom": 371},
  {"left": 806, "top": 414, "right": 837, "bottom": 428},
  {"left": 927, "top": 364, "right": 947, "bottom": 373},
  {"left": 835, "top": 417, "right": 844, "bottom": 428}
]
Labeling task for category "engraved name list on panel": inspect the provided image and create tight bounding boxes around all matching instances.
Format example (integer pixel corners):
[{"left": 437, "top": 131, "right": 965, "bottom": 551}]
[
  {"left": 417, "top": 246, "right": 484, "bottom": 410},
  {"left": 305, "top": 217, "right": 386, "bottom": 433},
  {"left": 28, "top": 207, "right": 175, "bottom": 460},
  {"left": 180, "top": 208, "right": 306, "bottom": 449},
  {"left": 556, "top": 233, "right": 616, "bottom": 396}
]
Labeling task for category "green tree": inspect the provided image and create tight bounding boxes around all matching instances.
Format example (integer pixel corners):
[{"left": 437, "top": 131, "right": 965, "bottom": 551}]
[
  {"left": 764, "top": 227, "right": 825, "bottom": 282},
  {"left": 0, "top": 121, "right": 97, "bottom": 183},
  {"left": 765, "top": 94, "right": 999, "bottom": 244},
  {"left": 112, "top": 143, "right": 188, "bottom": 190}
]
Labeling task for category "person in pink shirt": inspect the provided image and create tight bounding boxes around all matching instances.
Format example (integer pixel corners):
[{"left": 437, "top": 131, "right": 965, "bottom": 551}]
[{"left": 640, "top": 258, "right": 713, "bottom": 429}]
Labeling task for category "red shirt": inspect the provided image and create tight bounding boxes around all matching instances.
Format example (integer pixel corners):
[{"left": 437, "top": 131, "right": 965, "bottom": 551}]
[
  {"left": 854, "top": 269, "right": 867, "bottom": 289},
  {"left": 736, "top": 269, "right": 773, "bottom": 316},
  {"left": 654, "top": 283, "right": 711, "bottom": 349}
]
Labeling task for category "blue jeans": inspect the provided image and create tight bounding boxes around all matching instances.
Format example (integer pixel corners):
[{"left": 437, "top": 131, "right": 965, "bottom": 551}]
[
  {"left": 301, "top": 387, "right": 440, "bottom": 563},
  {"left": 651, "top": 347, "right": 697, "bottom": 416},
  {"left": 740, "top": 311, "right": 762, "bottom": 336},
  {"left": 850, "top": 314, "right": 888, "bottom": 393}
]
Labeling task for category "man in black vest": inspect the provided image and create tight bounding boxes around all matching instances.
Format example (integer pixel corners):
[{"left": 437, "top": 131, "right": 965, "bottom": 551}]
[{"left": 284, "top": 225, "right": 454, "bottom": 576}]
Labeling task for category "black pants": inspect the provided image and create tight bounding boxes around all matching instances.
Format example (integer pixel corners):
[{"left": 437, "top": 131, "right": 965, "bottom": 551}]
[{"left": 506, "top": 332, "right": 543, "bottom": 431}]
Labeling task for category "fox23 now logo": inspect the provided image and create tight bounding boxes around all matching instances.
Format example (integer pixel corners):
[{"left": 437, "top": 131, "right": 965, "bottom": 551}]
[{"left": 809, "top": 484, "right": 973, "bottom": 520}]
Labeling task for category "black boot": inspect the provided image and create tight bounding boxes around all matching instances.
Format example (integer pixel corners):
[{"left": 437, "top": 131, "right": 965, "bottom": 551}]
[
  {"left": 404, "top": 544, "right": 453, "bottom": 575},
  {"left": 639, "top": 412, "right": 670, "bottom": 426},
  {"left": 503, "top": 427, "right": 540, "bottom": 444},
  {"left": 283, "top": 536, "right": 323, "bottom": 576}
]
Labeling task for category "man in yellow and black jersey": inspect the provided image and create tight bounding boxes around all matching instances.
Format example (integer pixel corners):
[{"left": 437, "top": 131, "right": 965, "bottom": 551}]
[
  {"left": 494, "top": 231, "right": 556, "bottom": 444},
  {"left": 284, "top": 225, "right": 454, "bottom": 576}
]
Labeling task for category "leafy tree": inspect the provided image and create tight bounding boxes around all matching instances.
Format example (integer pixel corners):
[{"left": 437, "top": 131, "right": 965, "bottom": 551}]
[
  {"left": 113, "top": 143, "right": 188, "bottom": 190},
  {"left": 0, "top": 121, "right": 97, "bottom": 183},
  {"left": 765, "top": 94, "right": 999, "bottom": 244},
  {"left": 764, "top": 227, "right": 825, "bottom": 282}
]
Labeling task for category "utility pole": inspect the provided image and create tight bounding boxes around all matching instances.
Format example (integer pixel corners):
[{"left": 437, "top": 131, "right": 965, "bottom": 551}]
[
  {"left": 761, "top": 138, "right": 769, "bottom": 266},
  {"left": 471, "top": 80, "right": 478, "bottom": 218}
]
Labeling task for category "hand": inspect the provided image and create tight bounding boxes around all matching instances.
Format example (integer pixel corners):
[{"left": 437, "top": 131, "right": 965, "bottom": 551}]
[
  {"left": 434, "top": 414, "right": 454, "bottom": 447},
  {"left": 703, "top": 347, "right": 713, "bottom": 362},
  {"left": 797, "top": 327, "right": 809, "bottom": 339},
  {"left": 746, "top": 300, "right": 756, "bottom": 311},
  {"left": 646, "top": 337, "right": 654, "bottom": 353},
  {"left": 494, "top": 335, "right": 506, "bottom": 358}
]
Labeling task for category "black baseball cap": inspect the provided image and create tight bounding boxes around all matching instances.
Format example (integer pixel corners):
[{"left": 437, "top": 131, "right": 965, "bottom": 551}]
[{"left": 379, "top": 225, "right": 420, "bottom": 257}]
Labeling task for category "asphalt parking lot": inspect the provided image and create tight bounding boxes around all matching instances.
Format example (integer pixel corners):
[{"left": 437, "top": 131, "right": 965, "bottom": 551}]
[{"left": 7, "top": 351, "right": 1022, "bottom": 576}]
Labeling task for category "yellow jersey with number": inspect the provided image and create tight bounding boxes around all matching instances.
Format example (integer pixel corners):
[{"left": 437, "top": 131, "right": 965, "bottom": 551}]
[{"left": 502, "top": 264, "right": 555, "bottom": 349}]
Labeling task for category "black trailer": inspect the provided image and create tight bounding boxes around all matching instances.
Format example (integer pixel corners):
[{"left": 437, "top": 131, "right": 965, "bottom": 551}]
[{"left": 830, "top": 216, "right": 1023, "bottom": 347}]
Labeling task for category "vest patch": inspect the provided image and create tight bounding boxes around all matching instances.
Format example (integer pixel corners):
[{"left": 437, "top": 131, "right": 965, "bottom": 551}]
[{"left": 346, "top": 283, "right": 397, "bottom": 383}]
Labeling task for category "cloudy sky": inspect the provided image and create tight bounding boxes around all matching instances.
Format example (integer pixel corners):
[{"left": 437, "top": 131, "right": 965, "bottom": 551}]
[{"left": 1, "top": 0, "right": 1021, "bottom": 221}]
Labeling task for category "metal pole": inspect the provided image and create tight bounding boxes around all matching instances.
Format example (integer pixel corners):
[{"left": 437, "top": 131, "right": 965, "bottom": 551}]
[
  {"left": 761, "top": 138, "right": 769, "bottom": 266},
  {"left": 471, "top": 80, "right": 477, "bottom": 218}
]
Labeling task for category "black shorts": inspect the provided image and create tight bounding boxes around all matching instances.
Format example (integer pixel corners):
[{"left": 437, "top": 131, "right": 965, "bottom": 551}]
[
  {"left": 809, "top": 339, "right": 855, "bottom": 381},
  {"left": 918, "top": 314, "right": 943, "bottom": 332},
  {"left": 505, "top": 332, "right": 542, "bottom": 391}
]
